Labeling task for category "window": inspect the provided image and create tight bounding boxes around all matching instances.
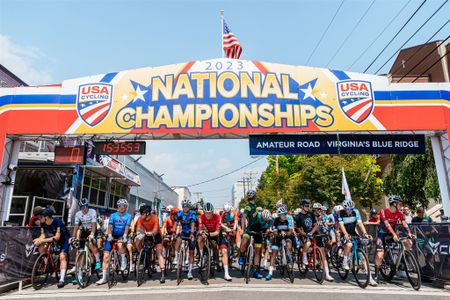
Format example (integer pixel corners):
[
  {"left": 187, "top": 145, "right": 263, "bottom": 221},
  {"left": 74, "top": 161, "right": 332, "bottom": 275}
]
[{"left": 80, "top": 170, "right": 108, "bottom": 207}]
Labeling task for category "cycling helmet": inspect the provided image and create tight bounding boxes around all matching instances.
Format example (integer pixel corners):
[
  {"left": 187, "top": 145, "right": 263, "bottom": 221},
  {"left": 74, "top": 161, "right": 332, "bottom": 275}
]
[
  {"left": 262, "top": 209, "right": 272, "bottom": 221},
  {"left": 170, "top": 208, "right": 179, "bottom": 216},
  {"left": 312, "top": 203, "right": 322, "bottom": 209},
  {"left": 293, "top": 208, "right": 301, "bottom": 216},
  {"left": 257, "top": 206, "right": 263, "bottom": 212},
  {"left": 203, "top": 202, "right": 214, "bottom": 213},
  {"left": 139, "top": 204, "right": 152, "bottom": 215},
  {"left": 240, "top": 208, "right": 245, "bottom": 214},
  {"left": 223, "top": 202, "right": 233, "bottom": 213},
  {"left": 342, "top": 199, "right": 355, "bottom": 209},
  {"left": 117, "top": 199, "right": 128, "bottom": 207},
  {"left": 272, "top": 212, "right": 278, "bottom": 219},
  {"left": 299, "top": 199, "right": 310, "bottom": 206},
  {"left": 333, "top": 205, "right": 344, "bottom": 213},
  {"left": 388, "top": 195, "right": 402, "bottom": 205},
  {"left": 161, "top": 206, "right": 166, "bottom": 211},
  {"left": 370, "top": 208, "right": 377, "bottom": 214},
  {"left": 277, "top": 205, "right": 288, "bottom": 215},
  {"left": 246, "top": 189, "right": 256, "bottom": 199},
  {"left": 182, "top": 199, "right": 191, "bottom": 208},
  {"left": 79, "top": 198, "right": 89, "bottom": 207},
  {"left": 321, "top": 205, "right": 327, "bottom": 211},
  {"left": 166, "top": 205, "right": 173, "bottom": 211},
  {"left": 276, "top": 199, "right": 283, "bottom": 208},
  {"left": 40, "top": 207, "right": 55, "bottom": 217}
]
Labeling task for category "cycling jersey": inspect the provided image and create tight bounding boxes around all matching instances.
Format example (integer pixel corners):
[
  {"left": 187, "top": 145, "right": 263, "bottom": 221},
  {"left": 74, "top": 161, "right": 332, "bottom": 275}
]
[
  {"left": 41, "top": 218, "right": 71, "bottom": 253},
  {"left": 163, "top": 216, "right": 176, "bottom": 234},
  {"left": 221, "top": 210, "right": 238, "bottom": 227},
  {"left": 74, "top": 208, "right": 97, "bottom": 231},
  {"left": 136, "top": 214, "right": 161, "bottom": 235},
  {"left": 243, "top": 202, "right": 259, "bottom": 228},
  {"left": 286, "top": 215, "right": 294, "bottom": 229},
  {"left": 367, "top": 215, "right": 380, "bottom": 223},
  {"left": 379, "top": 208, "right": 407, "bottom": 234},
  {"left": 295, "top": 211, "right": 316, "bottom": 233},
  {"left": 176, "top": 210, "right": 197, "bottom": 234},
  {"left": 323, "top": 214, "right": 335, "bottom": 231},
  {"left": 199, "top": 214, "right": 221, "bottom": 232},
  {"left": 108, "top": 212, "right": 132, "bottom": 236},
  {"left": 272, "top": 217, "right": 293, "bottom": 233},
  {"left": 338, "top": 209, "right": 362, "bottom": 235}
]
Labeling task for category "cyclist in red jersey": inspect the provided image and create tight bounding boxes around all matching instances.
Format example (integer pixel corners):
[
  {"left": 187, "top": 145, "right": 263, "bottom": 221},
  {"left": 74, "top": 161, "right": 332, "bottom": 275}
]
[
  {"left": 198, "top": 202, "right": 232, "bottom": 281},
  {"left": 374, "top": 195, "right": 414, "bottom": 282}
]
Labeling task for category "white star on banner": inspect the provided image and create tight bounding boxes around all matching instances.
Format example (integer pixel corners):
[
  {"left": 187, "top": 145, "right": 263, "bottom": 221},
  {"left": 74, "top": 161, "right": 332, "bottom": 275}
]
[
  {"left": 300, "top": 84, "right": 316, "bottom": 101},
  {"left": 133, "top": 85, "right": 147, "bottom": 102}
]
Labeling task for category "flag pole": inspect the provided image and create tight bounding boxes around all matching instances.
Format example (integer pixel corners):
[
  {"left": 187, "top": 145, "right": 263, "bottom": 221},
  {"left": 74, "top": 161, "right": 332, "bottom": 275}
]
[{"left": 220, "top": 10, "right": 225, "bottom": 58}]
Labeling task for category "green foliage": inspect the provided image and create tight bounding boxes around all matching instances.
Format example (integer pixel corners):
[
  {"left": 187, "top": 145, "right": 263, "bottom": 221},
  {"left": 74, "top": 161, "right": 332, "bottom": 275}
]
[
  {"left": 257, "top": 154, "right": 383, "bottom": 210},
  {"left": 384, "top": 140, "right": 439, "bottom": 208}
]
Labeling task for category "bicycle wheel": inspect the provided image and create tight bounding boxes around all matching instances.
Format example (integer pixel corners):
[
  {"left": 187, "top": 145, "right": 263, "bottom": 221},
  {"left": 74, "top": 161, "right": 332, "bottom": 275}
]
[
  {"left": 336, "top": 246, "right": 349, "bottom": 280},
  {"left": 199, "top": 246, "right": 211, "bottom": 282},
  {"left": 297, "top": 247, "right": 308, "bottom": 275},
  {"left": 176, "top": 248, "right": 185, "bottom": 285},
  {"left": 121, "top": 252, "right": 130, "bottom": 280},
  {"left": 286, "top": 248, "right": 295, "bottom": 283},
  {"left": 379, "top": 249, "right": 395, "bottom": 282},
  {"left": 136, "top": 249, "right": 147, "bottom": 286},
  {"left": 244, "top": 245, "right": 254, "bottom": 284},
  {"left": 313, "top": 247, "right": 325, "bottom": 284},
  {"left": 107, "top": 252, "right": 117, "bottom": 289},
  {"left": 31, "top": 253, "right": 50, "bottom": 290},
  {"left": 330, "top": 243, "right": 339, "bottom": 269},
  {"left": 75, "top": 251, "right": 91, "bottom": 288},
  {"left": 164, "top": 245, "right": 172, "bottom": 273},
  {"left": 403, "top": 250, "right": 421, "bottom": 291},
  {"left": 353, "top": 249, "right": 369, "bottom": 288}
]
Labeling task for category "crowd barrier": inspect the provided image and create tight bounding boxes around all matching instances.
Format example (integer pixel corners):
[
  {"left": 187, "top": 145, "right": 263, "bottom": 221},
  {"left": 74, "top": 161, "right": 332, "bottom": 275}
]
[{"left": 0, "top": 224, "right": 449, "bottom": 286}]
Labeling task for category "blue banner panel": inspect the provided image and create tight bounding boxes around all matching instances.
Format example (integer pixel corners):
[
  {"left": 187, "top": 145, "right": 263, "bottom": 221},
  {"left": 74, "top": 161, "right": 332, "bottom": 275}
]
[{"left": 249, "top": 134, "right": 425, "bottom": 155}]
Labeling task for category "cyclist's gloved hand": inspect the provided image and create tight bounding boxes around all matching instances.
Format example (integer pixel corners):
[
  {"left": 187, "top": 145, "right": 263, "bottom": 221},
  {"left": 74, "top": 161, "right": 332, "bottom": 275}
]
[
  {"left": 107, "top": 234, "right": 113, "bottom": 242},
  {"left": 307, "top": 232, "right": 313, "bottom": 238}
]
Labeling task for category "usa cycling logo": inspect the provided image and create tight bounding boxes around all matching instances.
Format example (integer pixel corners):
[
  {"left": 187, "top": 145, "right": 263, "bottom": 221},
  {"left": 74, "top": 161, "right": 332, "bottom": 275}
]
[
  {"left": 336, "top": 80, "right": 374, "bottom": 124},
  {"left": 77, "top": 83, "right": 113, "bottom": 127}
]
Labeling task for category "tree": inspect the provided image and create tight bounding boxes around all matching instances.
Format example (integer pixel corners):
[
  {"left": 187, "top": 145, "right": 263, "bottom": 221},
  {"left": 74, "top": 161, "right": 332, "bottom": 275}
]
[{"left": 384, "top": 140, "right": 439, "bottom": 208}]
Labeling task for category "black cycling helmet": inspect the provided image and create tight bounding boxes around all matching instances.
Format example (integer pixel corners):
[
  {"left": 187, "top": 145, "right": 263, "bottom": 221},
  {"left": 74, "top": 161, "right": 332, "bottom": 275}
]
[
  {"left": 299, "top": 199, "right": 310, "bottom": 206},
  {"left": 40, "top": 207, "right": 55, "bottom": 217},
  {"left": 139, "top": 204, "right": 152, "bottom": 214},
  {"left": 370, "top": 208, "right": 377, "bottom": 215},
  {"left": 203, "top": 202, "right": 214, "bottom": 213},
  {"left": 79, "top": 198, "right": 89, "bottom": 207}
]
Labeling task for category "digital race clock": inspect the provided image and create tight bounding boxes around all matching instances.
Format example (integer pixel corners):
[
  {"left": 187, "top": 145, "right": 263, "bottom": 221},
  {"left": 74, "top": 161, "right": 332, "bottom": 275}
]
[{"left": 94, "top": 141, "right": 146, "bottom": 155}]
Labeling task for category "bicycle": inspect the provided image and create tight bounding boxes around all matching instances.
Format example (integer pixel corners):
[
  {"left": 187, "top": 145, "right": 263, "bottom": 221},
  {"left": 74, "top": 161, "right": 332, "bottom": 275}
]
[
  {"left": 379, "top": 237, "right": 421, "bottom": 290},
  {"left": 73, "top": 237, "right": 100, "bottom": 288},
  {"left": 198, "top": 232, "right": 216, "bottom": 283},
  {"left": 297, "top": 234, "right": 325, "bottom": 284},
  {"left": 31, "top": 242, "right": 61, "bottom": 290},
  {"left": 240, "top": 231, "right": 259, "bottom": 284},
  {"left": 176, "top": 237, "right": 191, "bottom": 285},
  {"left": 275, "top": 237, "right": 295, "bottom": 283},
  {"left": 136, "top": 234, "right": 156, "bottom": 286},
  {"left": 107, "top": 239, "right": 129, "bottom": 289},
  {"left": 336, "top": 236, "right": 371, "bottom": 288},
  {"left": 163, "top": 234, "right": 175, "bottom": 274}
]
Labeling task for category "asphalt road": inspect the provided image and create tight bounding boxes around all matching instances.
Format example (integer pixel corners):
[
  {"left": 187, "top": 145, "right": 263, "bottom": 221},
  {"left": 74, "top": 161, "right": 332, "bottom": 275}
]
[{"left": 3, "top": 266, "right": 449, "bottom": 300}]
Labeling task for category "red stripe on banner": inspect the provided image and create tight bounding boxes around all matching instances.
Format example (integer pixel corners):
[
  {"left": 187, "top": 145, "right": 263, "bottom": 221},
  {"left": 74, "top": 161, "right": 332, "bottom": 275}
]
[
  {"left": 356, "top": 108, "right": 371, "bottom": 123},
  {"left": 252, "top": 61, "right": 269, "bottom": 74},
  {"left": 91, "top": 110, "right": 109, "bottom": 126},
  {"left": 345, "top": 99, "right": 372, "bottom": 116},
  {"left": 81, "top": 102, "right": 110, "bottom": 120},
  {"left": 373, "top": 106, "right": 446, "bottom": 130}
]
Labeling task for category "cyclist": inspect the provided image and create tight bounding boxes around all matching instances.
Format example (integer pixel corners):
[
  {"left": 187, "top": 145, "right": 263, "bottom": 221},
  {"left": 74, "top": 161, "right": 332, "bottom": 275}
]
[
  {"left": 135, "top": 204, "right": 166, "bottom": 283},
  {"left": 238, "top": 189, "right": 264, "bottom": 279},
  {"left": 365, "top": 208, "right": 380, "bottom": 225},
  {"left": 174, "top": 199, "right": 197, "bottom": 280},
  {"left": 295, "top": 199, "right": 333, "bottom": 282},
  {"left": 72, "top": 198, "right": 101, "bottom": 270},
  {"left": 266, "top": 205, "right": 294, "bottom": 280},
  {"left": 374, "top": 195, "right": 414, "bottom": 283},
  {"left": 338, "top": 198, "right": 376, "bottom": 286},
  {"left": 33, "top": 207, "right": 71, "bottom": 288},
  {"left": 220, "top": 202, "right": 239, "bottom": 249},
  {"left": 260, "top": 209, "right": 273, "bottom": 271},
  {"left": 162, "top": 207, "right": 178, "bottom": 264},
  {"left": 96, "top": 199, "right": 132, "bottom": 285},
  {"left": 198, "top": 202, "right": 232, "bottom": 281},
  {"left": 322, "top": 205, "right": 336, "bottom": 250}
]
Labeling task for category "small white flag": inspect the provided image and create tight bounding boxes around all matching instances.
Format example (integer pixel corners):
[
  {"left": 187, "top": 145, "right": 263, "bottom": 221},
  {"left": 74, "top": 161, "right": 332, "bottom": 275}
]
[{"left": 342, "top": 168, "right": 352, "bottom": 201}]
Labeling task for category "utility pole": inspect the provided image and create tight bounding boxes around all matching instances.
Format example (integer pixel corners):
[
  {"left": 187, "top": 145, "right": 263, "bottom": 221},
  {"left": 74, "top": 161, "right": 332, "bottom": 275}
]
[
  {"left": 192, "top": 192, "right": 202, "bottom": 203},
  {"left": 244, "top": 171, "right": 258, "bottom": 189}
]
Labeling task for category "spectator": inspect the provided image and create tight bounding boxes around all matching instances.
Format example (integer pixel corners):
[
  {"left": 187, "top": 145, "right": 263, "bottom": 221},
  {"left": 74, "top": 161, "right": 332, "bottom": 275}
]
[
  {"left": 437, "top": 208, "right": 448, "bottom": 223},
  {"left": 28, "top": 206, "right": 45, "bottom": 227},
  {"left": 403, "top": 206, "right": 413, "bottom": 224},
  {"left": 411, "top": 207, "right": 432, "bottom": 223},
  {"left": 365, "top": 208, "right": 380, "bottom": 225}
]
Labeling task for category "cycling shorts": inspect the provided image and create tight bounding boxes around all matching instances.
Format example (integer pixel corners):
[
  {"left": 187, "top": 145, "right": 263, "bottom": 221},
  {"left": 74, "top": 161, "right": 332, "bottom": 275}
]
[
  {"left": 272, "top": 235, "right": 296, "bottom": 251},
  {"left": 179, "top": 231, "right": 196, "bottom": 250}
]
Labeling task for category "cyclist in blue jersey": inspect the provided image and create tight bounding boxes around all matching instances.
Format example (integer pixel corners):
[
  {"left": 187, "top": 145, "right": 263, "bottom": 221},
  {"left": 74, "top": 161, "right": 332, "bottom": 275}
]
[
  {"left": 174, "top": 199, "right": 197, "bottom": 280},
  {"left": 96, "top": 199, "right": 132, "bottom": 285},
  {"left": 33, "top": 207, "right": 71, "bottom": 288}
]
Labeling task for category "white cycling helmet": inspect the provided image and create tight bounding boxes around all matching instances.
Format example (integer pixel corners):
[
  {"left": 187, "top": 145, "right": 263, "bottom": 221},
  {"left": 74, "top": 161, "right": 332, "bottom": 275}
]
[
  {"left": 257, "top": 206, "right": 263, "bottom": 212},
  {"left": 343, "top": 199, "right": 355, "bottom": 209},
  {"left": 312, "top": 202, "right": 322, "bottom": 209},
  {"left": 166, "top": 205, "right": 173, "bottom": 211},
  {"left": 333, "top": 205, "right": 344, "bottom": 213},
  {"left": 117, "top": 198, "right": 128, "bottom": 207},
  {"left": 276, "top": 199, "right": 283, "bottom": 208},
  {"left": 293, "top": 208, "right": 301, "bottom": 216},
  {"left": 277, "top": 205, "right": 288, "bottom": 215},
  {"left": 246, "top": 189, "right": 256, "bottom": 199},
  {"left": 224, "top": 202, "right": 233, "bottom": 213},
  {"left": 262, "top": 209, "right": 271, "bottom": 221},
  {"left": 240, "top": 208, "right": 245, "bottom": 214}
]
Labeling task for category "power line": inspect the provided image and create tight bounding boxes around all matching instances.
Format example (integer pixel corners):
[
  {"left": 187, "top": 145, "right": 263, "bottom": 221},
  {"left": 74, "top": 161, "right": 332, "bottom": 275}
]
[
  {"left": 326, "top": 0, "right": 376, "bottom": 68},
  {"left": 348, "top": 0, "right": 412, "bottom": 70},
  {"left": 412, "top": 48, "right": 448, "bottom": 82},
  {"left": 363, "top": 0, "right": 428, "bottom": 73},
  {"left": 374, "top": 0, "right": 449, "bottom": 74},
  {"left": 186, "top": 157, "right": 265, "bottom": 188},
  {"left": 390, "top": 19, "right": 450, "bottom": 76},
  {"left": 305, "top": 0, "right": 345, "bottom": 65},
  {"left": 397, "top": 35, "right": 449, "bottom": 82}
]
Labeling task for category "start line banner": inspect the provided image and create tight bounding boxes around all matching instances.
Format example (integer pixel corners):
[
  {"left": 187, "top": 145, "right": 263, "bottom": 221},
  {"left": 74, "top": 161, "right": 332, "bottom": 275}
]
[{"left": 249, "top": 134, "right": 426, "bottom": 155}]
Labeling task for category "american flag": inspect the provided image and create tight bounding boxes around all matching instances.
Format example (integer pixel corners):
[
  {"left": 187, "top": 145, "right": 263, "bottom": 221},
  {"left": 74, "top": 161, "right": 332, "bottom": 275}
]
[{"left": 223, "top": 19, "right": 243, "bottom": 59}]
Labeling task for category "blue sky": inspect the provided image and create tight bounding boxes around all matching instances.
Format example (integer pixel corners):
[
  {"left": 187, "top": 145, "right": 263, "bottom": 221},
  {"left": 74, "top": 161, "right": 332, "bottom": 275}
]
[{"left": 1, "top": 0, "right": 449, "bottom": 206}]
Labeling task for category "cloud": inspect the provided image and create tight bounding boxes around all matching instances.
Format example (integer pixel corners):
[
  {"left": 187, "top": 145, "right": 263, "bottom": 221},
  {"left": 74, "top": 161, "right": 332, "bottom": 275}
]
[{"left": 0, "top": 35, "right": 54, "bottom": 85}]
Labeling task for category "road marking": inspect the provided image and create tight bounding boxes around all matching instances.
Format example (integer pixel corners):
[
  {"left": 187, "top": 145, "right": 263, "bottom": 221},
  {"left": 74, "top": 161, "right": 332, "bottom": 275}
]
[{"left": 5, "top": 284, "right": 448, "bottom": 299}]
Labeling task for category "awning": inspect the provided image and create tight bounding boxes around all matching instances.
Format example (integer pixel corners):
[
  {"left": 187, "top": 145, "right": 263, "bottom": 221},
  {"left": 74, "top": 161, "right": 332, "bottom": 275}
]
[{"left": 86, "top": 155, "right": 141, "bottom": 186}]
